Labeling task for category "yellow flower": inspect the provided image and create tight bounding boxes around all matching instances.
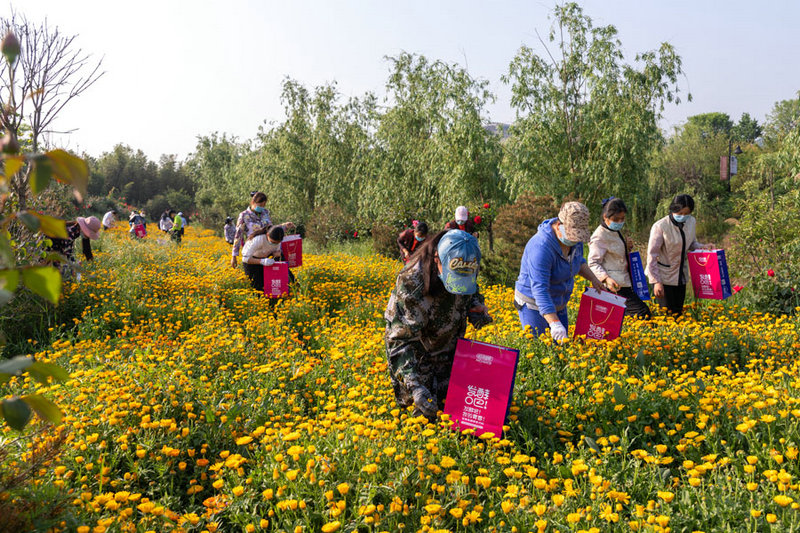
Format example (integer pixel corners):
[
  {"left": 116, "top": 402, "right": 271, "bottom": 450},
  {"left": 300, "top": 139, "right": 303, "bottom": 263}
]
[
  {"left": 336, "top": 483, "right": 349, "bottom": 496},
  {"left": 657, "top": 491, "right": 675, "bottom": 503},
  {"left": 232, "top": 486, "right": 245, "bottom": 497},
  {"left": 236, "top": 436, "right": 253, "bottom": 446},
  {"left": 440, "top": 456, "right": 456, "bottom": 468},
  {"left": 321, "top": 521, "right": 341, "bottom": 533},
  {"left": 774, "top": 495, "right": 793, "bottom": 507}
]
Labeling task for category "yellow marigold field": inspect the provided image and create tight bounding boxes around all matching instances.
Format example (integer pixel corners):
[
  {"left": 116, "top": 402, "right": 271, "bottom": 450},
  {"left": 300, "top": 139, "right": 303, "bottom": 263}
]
[{"left": 3, "top": 227, "right": 800, "bottom": 532}]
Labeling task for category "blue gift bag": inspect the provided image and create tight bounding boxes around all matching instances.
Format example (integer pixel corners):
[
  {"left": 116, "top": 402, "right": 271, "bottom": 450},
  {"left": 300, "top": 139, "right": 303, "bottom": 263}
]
[{"left": 629, "top": 251, "right": 650, "bottom": 301}]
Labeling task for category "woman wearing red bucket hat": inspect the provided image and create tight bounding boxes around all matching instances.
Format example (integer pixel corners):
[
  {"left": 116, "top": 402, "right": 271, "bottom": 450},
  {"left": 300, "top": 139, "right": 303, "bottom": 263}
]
[{"left": 50, "top": 216, "right": 102, "bottom": 263}]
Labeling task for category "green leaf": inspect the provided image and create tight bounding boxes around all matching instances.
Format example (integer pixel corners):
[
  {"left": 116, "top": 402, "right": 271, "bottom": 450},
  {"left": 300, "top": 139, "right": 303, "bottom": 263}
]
[
  {"left": 584, "top": 436, "right": 600, "bottom": 453},
  {"left": 44, "top": 149, "right": 88, "bottom": 202},
  {"left": 28, "top": 361, "right": 70, "bottom": 383},
  {"left": 0, "top": 231, "right": 13, "bottom": 266},
  {"left": 3, "top": 155, "right": 24, "bottom": 180},
  {"left": 30, "top": 212, "right": 67, "bottom": 239},
  {"left": 30, "top": 155, "right": 53, "bottom": 196},
  {"left": 635, "top": 348, "right": 650, "bottom": 367},
  {"left": 2, "top": 397, "right": 32, "bottom": 430},
  {"left": 0, "top": 269, "right": 19, "bottom": 292},
  {"left": 0, "top": 355, "right": 33, "bottom": 375},
  {"left": 17, "top": 211, "right": 41, "bottom": 232},
  {"left": 695, "top": 378, "right": 706, "bottom": 393},
  {"left": 21, "top": 266, "right": 62, "bottom": 304},
  {"left": 613, "top": 383, "right": 626, "bottom": 405},
  {"left": 22, "top": 394, "right": 63, "bottom": 425}
]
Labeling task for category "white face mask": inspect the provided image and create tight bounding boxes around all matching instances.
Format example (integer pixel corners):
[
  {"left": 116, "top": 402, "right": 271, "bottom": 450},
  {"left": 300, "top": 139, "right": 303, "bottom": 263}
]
[{"left": 456, "top": 219, "right": 466, "bottom": 225}]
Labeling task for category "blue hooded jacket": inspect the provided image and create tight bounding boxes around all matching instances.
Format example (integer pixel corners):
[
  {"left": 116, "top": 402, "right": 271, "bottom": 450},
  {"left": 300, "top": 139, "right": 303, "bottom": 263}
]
[{"left": 515, "top": 217, "right": 586, "bottom": 315}]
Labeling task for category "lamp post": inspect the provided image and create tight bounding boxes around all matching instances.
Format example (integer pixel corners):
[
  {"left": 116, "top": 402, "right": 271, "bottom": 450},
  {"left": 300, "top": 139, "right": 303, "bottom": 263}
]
[{"left": 726, "top": 140, "right": 743, "bottom": 193}]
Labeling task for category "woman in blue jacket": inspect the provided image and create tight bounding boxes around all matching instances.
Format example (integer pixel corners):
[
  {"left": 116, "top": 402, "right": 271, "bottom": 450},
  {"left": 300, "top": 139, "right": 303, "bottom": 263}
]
[{"left": 515, "top": 202, "right": 604, "bottom": 341}]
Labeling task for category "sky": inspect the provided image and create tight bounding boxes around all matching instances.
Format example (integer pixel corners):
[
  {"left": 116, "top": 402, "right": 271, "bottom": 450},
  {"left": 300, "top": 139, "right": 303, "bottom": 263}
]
[{"left": 16, "top": 0, "right": 800, "bottom": 161}]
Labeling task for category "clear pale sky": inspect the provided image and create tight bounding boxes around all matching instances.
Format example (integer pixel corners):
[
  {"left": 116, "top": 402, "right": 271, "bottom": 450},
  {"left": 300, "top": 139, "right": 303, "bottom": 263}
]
[{"left": 18, "top": 0, "right": 800, "bottom": 160}]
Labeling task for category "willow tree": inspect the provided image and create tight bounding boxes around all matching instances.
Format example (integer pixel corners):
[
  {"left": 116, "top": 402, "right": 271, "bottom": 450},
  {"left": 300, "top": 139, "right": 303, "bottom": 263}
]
[
  {"left": 501, "top": 2, "right": 688, "bottom": 226},
  {"left": 363, "top": 52, "right": 504, "bottom": 225}
]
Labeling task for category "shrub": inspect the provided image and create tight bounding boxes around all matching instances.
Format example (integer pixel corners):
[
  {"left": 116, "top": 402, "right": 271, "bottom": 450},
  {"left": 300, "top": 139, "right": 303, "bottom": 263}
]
[
  {"left": 480, "top": 192, "right": 558, "bottom": 286},
  {"left": 728, "top": 189, "right": 800, "bottom": 314},
  {"left": 371, "top": 222, "right": 403, "bottom": 261},
  {"left": 305, "top": 203, "right": 356, "bottom": 248}
]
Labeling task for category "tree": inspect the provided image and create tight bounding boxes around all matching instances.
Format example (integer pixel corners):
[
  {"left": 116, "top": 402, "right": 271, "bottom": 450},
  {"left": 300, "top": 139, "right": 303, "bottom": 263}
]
[
  {"left": 732, "top": 112, "right": 762, "bottom": 143},
  {"left": 686, "top": 112, "right": 733, "bottom": 137},
  {"left": 501, "top": 2, "right": 688, "bottom": 227},
  {"left": 0, "top": 12, "right": 103, "bottom": 210},
  {"left": 764, "top": 90, "right": 800, "bottom": 142},
  {"left": 364, "top": 52, "right": 503, "bottom": 224}
]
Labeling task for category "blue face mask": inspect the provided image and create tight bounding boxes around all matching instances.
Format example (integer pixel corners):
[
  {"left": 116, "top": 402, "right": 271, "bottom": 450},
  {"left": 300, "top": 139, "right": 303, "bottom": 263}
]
[
  {"left": 253, "top": 206, "right": 265, "bottom": 214},
  {"left": 608, "top": 221, "right": 624, "bottom": 231},
  {"left": 414, "top": 235, "right": 425, "bottom": 242},
  {"left": 559, "top": 234, "right": 578, "bottom": 247},
  {"left": 672, "top": 214, "right": 688, "bottom": 223}
]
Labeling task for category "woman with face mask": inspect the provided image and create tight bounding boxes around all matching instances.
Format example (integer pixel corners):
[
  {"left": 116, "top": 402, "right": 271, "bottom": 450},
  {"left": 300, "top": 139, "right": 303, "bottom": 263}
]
[
  {"left": 588, "top": 197, "right": 652, "bottom": 319},
  {"left": 231, "top": 191, "right": 295, "bottom": 288},
  {"left": 444, "top": 206, "right": 477, "bottom": 235},
  {"left": 645, "top": 194, "right": 711, "bottom": 316},
  {"left": 397, "top": 222, "right": 429, "bottom": 262},
  {"left": 514, "top": 201, "right": 604, "bottom": 342},
  {"left": 384, "top": 230, "right": 493, "bottom": 421}
]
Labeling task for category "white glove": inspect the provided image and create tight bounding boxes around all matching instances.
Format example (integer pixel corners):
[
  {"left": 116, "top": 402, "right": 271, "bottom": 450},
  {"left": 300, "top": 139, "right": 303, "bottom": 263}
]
[
  {"left": 549, "top": 322, "right": 568, "bottom": 342},
  {"left": 260, "top": 258, "right": 275, "bottom": 266}
]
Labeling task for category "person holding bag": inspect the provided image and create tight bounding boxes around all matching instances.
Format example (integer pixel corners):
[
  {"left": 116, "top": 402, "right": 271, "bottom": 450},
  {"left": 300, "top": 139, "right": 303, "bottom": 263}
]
[
  {"left": 515, "top": 201, "right": 604, "bottom": 342},
  {"left": 645, "top": 194, "right": 711, "bottom": 316},
  {"left": 588, "top": 197, "right": 652, "bottom": 319}
]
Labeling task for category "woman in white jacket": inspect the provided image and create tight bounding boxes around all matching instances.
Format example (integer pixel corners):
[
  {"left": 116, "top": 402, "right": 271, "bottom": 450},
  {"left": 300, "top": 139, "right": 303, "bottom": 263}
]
[
  {"left": 588, "top": 198, "right": 652, "bottom": 319},
  {"left": 645, "top": 194, "right": 710, "bottom": 316}
]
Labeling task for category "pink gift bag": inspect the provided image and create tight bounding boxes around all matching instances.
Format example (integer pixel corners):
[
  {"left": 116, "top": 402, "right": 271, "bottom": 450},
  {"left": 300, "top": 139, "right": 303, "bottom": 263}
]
[
  {"left": 688, "top": 249, "right": 732, "bottom": 300},
  {"left": 443, "top": 338, "right": 520, "bottom": 438},
  {"left": 573, "top": 288, "right": 627, "bottom": 341},
  {"left": 263, "top": 262, "right": 289, "bottom": 298},
  {"left": 281, "top": 235, "right": 303, "bottom": 268}
]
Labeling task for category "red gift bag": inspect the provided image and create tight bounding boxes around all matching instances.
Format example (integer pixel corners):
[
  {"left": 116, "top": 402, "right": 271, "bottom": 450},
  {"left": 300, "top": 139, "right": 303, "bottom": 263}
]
[
  {"left": 134, "top": 224, "right": 146, "bottom": 238},
  {"left": 263, "top": 262, "right": 289, "bottom": 298},
  {"left": 573, "top": 288, "right": 627, "bottom": 341},
  {"left": 688, "top": 249, "right": 732, "bottom": 300},
  {"left": 281, "top": 235, "right": 303, "bottom": 268},
  {"left": 443, "top": 338, "right": 520, "bottom": 438}
]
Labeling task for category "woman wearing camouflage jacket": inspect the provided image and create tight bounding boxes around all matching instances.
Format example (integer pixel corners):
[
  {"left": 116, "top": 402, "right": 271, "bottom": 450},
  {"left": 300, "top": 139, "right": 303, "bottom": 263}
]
[{"left": 384, "top": 230, "right": 493, "bottom": 420}]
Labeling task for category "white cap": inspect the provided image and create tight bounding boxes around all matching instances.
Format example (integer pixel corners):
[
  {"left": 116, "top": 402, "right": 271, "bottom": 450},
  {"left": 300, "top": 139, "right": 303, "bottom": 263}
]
[{"left": 455, "top": 206, "right": 468, "bottom": 220}]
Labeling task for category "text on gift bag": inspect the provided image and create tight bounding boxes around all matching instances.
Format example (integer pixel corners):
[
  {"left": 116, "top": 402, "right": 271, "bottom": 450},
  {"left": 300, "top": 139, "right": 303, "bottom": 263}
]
[
  {"left": 263, "top": 262, "right": 289, "bottom": 298},
  {"left": 281, "top": 235, "right": 303, "bottom": 268},
  {"left": 629, "top": 251, "right": 650, "bottom": 301},
  {"left": 688, "top": 249, "right": 732, "bottom": 300},
  {"left": 573, "top": 288, "right": 627, "bottom": 341},
  {"left": 443, "top": 338, "right": 520, "bottom": 438}
]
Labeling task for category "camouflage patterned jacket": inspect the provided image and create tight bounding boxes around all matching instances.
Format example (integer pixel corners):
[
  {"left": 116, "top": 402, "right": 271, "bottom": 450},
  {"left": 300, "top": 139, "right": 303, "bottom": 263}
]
[{"left": 384, "top": 262, "right": 485, "bottom": 381}]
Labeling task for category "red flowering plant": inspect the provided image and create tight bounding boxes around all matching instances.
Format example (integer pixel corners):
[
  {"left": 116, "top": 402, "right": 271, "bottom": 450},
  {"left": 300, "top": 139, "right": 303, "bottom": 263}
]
[{"left": 733, "top": 262, "right": 800, "bottom": 315}]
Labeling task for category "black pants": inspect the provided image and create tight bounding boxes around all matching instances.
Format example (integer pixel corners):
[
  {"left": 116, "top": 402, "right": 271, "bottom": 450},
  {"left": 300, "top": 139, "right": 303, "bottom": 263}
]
[
  {"left": 242, "top": 262, "right": 264, "bottom": 293},
  {"left": 656, "top": 284, "right": 686, "bottom": 316},
  {"left": 617, "top": 286, "right": 652, "bottom": 319}
]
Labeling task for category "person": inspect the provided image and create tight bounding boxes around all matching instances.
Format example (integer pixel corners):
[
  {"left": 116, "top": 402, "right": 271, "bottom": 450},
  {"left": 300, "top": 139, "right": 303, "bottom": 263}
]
[
  {"left": 102, "top": 209, "right": 117, "bottom": 230},
  {"left": 50, "top": 216, "right": 102, "bottom": 264},
  {"left": 514, "top": 201, "right": 604, "bottom": 341},
  {"left": 384, "top": 230, "right": 493, "bottom": 420},
  {"left": 645, "top": 194, "right": 711, "bottom": 316},
  {"left": 588, "top": 197, "right": 652, "bottom": 319},
  {"left": 224, "top": 217, "right": 236, "bottom": 244},
  {"left": 231, "top": 191, "right": 295, "bottom": 289},
  {"left": 159, "top": 210, "right": 173, "bottom": 233},
  {"left": 397, "top": 222, "right": 429, "bottom": 262},
  {"left": 444, "top": 206, "right": 476, "bottom": 235},
  {"left": 129, "top": 211, "right": 147, "bottom": 238},
  {"left": 170, "top": 210, "right": 184, "bottom": 244}
]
